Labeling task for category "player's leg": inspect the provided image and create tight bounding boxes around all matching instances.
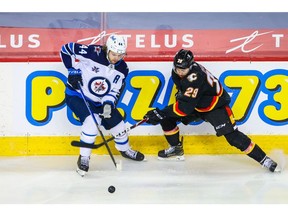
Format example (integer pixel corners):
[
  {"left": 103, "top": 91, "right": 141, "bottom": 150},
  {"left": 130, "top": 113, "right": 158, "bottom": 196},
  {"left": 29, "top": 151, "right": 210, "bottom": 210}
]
[
  {"left": 204, "top": 105, "right": 280, "bottom": 172},
  {"left": 77, "top": 115, "right": 99, "bottom": 176},
  {"left": 102, "top": 109, "right": 145, "bottom": 161},
  {"left": 66, "top": 94, "right": 99, "bottom": 176},
  {"left": 157, "top": 117, "right": 185, "bottom": 161}
]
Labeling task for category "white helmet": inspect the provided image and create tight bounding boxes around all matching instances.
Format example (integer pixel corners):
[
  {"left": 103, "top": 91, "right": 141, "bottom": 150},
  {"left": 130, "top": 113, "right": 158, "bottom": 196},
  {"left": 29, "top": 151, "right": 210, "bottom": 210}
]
[{"left": 106, "top": 34, "right": 127, "bottom": 54}]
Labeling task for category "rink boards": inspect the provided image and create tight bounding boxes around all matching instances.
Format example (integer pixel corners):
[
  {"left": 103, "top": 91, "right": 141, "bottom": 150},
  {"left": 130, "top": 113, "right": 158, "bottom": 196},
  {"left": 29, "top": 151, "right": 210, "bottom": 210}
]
[
  {"left": 1, "top": 135, "right": 288, "bottom": 156},
  {"left": 0, "top": 61, "right": 288, "bottom": 156}
]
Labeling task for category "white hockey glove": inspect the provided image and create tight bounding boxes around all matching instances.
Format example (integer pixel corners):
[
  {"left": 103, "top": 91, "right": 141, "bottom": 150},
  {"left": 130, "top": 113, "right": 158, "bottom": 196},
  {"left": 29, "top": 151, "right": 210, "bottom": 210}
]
[{"left": 100, "top": 103, "right": 112, "bottom": 118}]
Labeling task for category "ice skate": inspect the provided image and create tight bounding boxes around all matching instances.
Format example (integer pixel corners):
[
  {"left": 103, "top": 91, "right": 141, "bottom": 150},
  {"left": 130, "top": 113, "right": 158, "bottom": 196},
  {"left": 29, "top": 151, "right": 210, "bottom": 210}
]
[
  {"left": 76, "top": 155, "right": 90, "bottom": 177},
  {"left": 261, "top": 156, "right": 281, "bottom": 173},
  {"left": 158, "top": 143, "right": 185, "bottom": 161},
  {"left": 120, "top": 149, "right": 145, "bottom": 161}
]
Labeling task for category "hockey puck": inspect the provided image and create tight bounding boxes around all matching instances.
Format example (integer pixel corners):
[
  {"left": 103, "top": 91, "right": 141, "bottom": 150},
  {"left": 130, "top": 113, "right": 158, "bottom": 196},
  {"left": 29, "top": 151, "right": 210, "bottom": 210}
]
[{"left": 108, "top": 185, "right": 115, "bottom": 193}]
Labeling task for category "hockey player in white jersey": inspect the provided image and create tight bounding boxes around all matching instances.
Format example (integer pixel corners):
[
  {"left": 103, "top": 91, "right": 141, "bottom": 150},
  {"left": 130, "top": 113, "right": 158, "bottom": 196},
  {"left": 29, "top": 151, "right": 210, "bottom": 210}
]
[{"left": 60, "top": 34, "right": 145, "bottom": 176}]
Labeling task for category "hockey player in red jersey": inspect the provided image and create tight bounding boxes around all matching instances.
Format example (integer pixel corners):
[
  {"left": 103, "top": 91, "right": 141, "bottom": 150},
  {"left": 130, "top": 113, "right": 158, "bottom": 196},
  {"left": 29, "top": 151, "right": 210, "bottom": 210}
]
[
  {"left": 60, "top": 34, "right": 145, "bottom": 177},
  {"left": 144, "top": 49, "right": 280, "bottom": 172}
]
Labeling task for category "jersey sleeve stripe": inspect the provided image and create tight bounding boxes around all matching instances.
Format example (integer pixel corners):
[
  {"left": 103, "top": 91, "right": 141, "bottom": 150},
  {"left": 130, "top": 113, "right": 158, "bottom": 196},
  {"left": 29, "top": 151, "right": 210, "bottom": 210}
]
[
  {"left": 195, "top": 87, "right": 223, "bottom": 112},
  {"left": 173, "top": 102, "right": 187, "bottom": 117}
]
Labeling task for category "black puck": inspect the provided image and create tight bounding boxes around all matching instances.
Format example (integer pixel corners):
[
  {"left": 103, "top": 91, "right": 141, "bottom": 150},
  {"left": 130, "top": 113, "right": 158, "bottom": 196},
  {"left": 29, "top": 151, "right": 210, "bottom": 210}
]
[{"left": 108, "top": 185, "right": 115, "bottom": 193}]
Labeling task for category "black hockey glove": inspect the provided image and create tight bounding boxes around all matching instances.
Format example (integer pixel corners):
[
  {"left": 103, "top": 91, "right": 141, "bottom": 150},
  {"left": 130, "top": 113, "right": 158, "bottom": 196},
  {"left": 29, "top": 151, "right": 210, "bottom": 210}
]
[
  {"left": 175, "top": 90, "right": 190, "bottom": 102},
  {"left": 68, "top": 68, "right": 83, "bottom": 89},
  {"left": 175, "top": 89, "right": 182, "bottom": 100},
  {"left": 144, "top": 108, "right": 166, "bottom": 125}
]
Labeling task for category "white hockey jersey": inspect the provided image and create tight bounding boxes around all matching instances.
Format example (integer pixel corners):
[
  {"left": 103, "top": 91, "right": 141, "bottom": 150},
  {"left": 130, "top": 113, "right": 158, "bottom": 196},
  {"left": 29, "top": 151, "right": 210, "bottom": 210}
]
[{"left": 60, "top": 43, "right": 129, "bottom": 107}]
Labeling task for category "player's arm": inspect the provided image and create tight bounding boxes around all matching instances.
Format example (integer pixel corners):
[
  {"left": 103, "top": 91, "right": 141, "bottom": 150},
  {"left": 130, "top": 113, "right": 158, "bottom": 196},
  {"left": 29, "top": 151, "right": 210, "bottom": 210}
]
[
  {"left": 99, "top": 74, "right": 125, "bottom": 119},
  {"left": 60, "top": 42, "right": 95, "bottom": 68},
  {"left": 60, "top": 43, "right": 98, "bottom": 89},
  {"left": 144, "top": 76, "right": 204, "bottom": 124},
  {"left": 164, "top": 87, "right": 201, "bottom": 118}
]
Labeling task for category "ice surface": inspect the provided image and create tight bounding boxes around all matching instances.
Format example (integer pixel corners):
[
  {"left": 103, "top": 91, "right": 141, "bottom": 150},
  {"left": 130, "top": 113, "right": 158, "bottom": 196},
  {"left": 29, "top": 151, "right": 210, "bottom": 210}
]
[{"left": 0, "top": 153, "right": 287, "bottom": 215}]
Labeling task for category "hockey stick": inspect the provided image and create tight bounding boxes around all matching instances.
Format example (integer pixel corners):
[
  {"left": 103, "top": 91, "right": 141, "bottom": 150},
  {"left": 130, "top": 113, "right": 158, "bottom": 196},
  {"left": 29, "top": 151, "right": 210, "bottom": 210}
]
[
  {"left": 77, "top": 82, "right": 119, "bottom": 169},
  {"left": 71, "top": 118, "right": 147, "bottom": 149}
]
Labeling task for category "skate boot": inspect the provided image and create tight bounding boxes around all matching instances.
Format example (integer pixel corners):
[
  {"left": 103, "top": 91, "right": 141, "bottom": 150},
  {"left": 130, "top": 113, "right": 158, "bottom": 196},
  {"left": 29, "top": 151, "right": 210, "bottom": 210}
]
[
  {"left": 261, "top": 156, "right": 280, "bottom": 172},
  {"left": 76, "top": 155, "right": 90, "bottom": 177},
  {"left": 158, "top": 143, "right": 185, "bottom": 161},
  {"left": 120, "top": 149, "right": 145, "bottom": 161}
]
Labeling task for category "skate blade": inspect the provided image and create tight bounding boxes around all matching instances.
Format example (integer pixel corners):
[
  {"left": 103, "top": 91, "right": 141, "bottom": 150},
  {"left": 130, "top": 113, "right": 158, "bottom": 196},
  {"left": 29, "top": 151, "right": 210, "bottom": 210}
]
[
  {"left": 158, "top": 155, "right": 185, "bottom": 161},
  {"left": 129, "top": 158, "right": 147, "bottom": 162},
  {"left": 76, "top": 168, "right": 87, "bottom": 177},
  {"left": 274, "top": 165, "right": 282, "bottom": 173},
  {"left": 121, "top": 156, "right": 147, "bottom": 162}
]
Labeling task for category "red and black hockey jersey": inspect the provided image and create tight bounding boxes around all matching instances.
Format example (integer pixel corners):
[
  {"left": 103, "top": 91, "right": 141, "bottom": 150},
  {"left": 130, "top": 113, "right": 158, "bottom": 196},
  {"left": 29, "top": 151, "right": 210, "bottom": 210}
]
[{"left": 162, "top": 62, "right": 231, "bottom": 118}]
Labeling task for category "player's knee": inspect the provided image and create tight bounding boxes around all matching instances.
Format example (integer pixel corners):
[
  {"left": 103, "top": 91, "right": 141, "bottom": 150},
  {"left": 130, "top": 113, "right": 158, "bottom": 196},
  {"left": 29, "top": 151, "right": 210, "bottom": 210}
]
[
  {"left": 110, "top": 121, "right": 125, "bottom": 137},
  {"left": 224, "top": 130, "right": 251, "bottom": 151},
  {"left": 110, "top": 121, "right": 129, "bottom": 151},
  {"left": 160, "top": 118, "right": 177, "bottom": 131}
]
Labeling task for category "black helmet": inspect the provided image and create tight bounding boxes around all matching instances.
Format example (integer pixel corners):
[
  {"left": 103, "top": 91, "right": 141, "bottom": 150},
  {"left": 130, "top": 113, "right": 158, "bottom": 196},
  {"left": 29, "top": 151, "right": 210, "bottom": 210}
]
[{"left": 173, "top": 49, "right": 194, "bottom": 69}]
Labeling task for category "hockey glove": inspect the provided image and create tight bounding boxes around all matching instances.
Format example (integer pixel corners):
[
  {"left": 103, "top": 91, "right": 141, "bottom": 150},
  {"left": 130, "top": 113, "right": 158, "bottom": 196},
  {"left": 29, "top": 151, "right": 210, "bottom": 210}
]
[
  {"left": 175, "top": 90, "right": 182, "bottom": 100},
  {"left": 144, "top": 108, "right": 166, "bottom": 125},
  {"left": 68, "top": 68, "right": 83, "bottom": 89},
  {"left": 100, "top": 103, "right": 112, "bottom": 118},
  {"left": 175, "top": 91, "right": 190, "bottom": 103}
]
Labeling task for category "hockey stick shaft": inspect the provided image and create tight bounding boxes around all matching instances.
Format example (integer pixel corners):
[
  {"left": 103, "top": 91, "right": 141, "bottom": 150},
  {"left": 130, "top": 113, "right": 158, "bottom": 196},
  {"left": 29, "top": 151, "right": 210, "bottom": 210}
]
[
  {"left": 77, "top": 83, "right": 117, "bottom": 168},
  {"left": 71, "top": 118, "right": 148, "bottom": 149},
  {"left": 113, "top": 118, "right": 147, "bottom": 138}
]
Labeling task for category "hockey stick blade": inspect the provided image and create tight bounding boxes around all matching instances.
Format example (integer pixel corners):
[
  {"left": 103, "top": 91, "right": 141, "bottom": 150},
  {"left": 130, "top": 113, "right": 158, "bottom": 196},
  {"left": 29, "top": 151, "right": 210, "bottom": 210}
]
[
  {"left": 71, "top": 141, "right": 104, "bottom": 149},
  {"left": 71, "top": 137, "right": 114, "bottom": 149}
]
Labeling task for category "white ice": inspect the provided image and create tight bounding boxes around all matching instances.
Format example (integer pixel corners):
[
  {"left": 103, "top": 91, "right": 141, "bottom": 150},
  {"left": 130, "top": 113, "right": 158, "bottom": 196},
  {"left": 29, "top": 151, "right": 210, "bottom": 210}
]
[{"left": 0, "top": 151, "right": 288, "bottom": 215}]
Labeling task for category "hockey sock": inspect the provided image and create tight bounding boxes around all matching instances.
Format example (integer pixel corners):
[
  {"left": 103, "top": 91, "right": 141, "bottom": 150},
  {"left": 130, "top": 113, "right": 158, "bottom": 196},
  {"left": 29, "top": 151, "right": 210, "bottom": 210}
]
[
  {"left": 247, "top": 144, "right": 266, "bottom": 163},
  {"left": 164, "top": 129, "right": 180, "bottom": 146}
]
